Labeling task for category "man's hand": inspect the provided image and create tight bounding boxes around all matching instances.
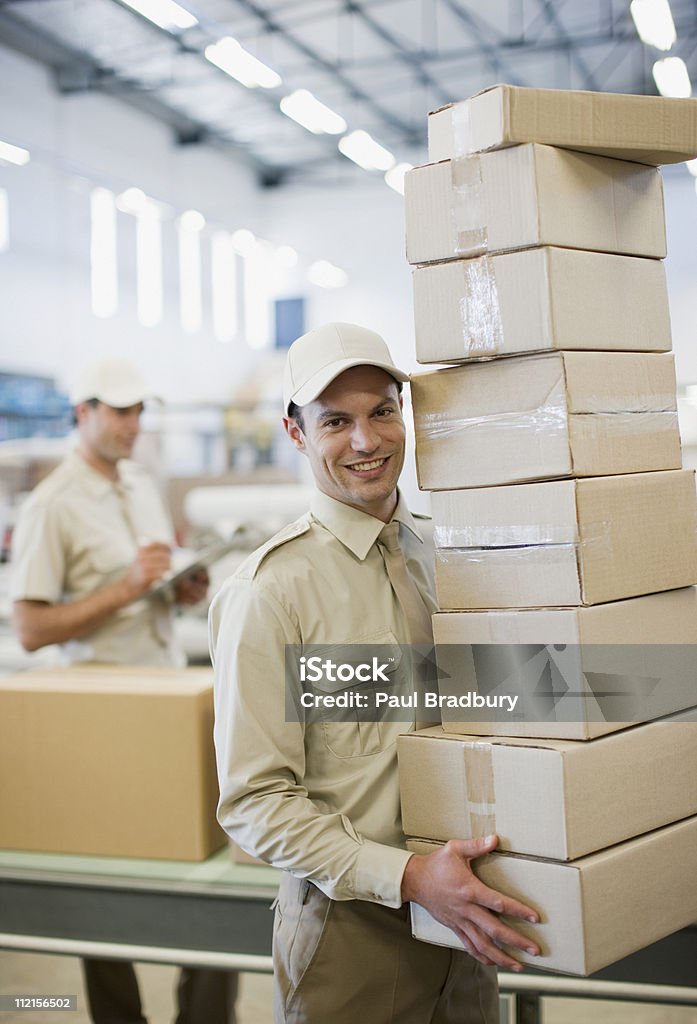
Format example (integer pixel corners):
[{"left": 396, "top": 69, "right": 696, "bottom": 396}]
[
  {"left": 122, "top": 543, "right": 172, "bottom": 599},
  {"left": 174, "top": 568, "right": 209, "bottom": 606},
  {"left": 401, "top": 835, "right": 540, "bottom": 971}
]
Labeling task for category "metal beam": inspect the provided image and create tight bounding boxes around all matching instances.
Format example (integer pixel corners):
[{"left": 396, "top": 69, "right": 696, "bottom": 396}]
[
  {"left": 331, "top": 25, "right": 664, "bottom": 71},
  {"left": 0, "top": 5, "right": 269, "bottom": 172},
  {"left": 437, "top": 0, "right": 525, "bottom": 85},
  {"left": 227, "top": 0, "right": 421, "bottom": 142},
  {"left": 532, "top": 0, "right": 601, "bottom": 90},
  {"left": 343, "top": 0, "right": 451, "bottom": 105}
]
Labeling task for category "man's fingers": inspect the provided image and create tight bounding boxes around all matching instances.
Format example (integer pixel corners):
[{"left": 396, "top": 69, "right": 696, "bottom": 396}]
[
  {"left": 464, "top": 904, "right": 540, "bottom": 956},
  {"left": 451, "top": 926, "right": 491, "bottom": 966},
  {"left": 448, "top": 835, "right": 498, "bottom": 859},
  {"left": 140, "top": 542, "right": 171, "bottom": 555},
  {"left": 466, "top": 878, "right": 539, "bottom": 924},
  {"left": 460, "top": 921, "right": 526, "bottom": 972}
]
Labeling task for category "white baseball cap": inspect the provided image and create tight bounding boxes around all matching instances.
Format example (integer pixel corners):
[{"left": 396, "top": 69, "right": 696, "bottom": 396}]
[
  {"left": 283, "top": 322, "right": 409, "bottom": 412},
  {"left": 69, "top": 358, "right": 159, "bottom": 408}
]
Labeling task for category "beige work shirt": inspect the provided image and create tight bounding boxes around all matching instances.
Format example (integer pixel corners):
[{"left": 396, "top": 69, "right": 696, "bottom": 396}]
[
  {"left": 210, "top": 489, "right": 437, "bottom": 908},
  {"left": 11, "top": 451, "right": 179, "bottom": 666}
]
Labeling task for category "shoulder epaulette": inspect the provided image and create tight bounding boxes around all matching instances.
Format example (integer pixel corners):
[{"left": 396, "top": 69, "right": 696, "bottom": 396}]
[{"left": 241, "top": 515, "right": 312, "bottom": 580}]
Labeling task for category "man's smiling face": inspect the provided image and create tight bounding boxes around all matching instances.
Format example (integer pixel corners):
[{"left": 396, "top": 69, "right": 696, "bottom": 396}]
[{"left": 284, "top": 364, "right": 406, "bottom": 522}]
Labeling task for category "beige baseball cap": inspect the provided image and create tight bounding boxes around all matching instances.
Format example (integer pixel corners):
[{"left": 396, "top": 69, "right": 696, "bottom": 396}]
[
  {"left": 69, "top": 358, "right": 159, "bottom": 408},
  {"left": 283, "top": 322, "right": 409, "bottom": 412}
]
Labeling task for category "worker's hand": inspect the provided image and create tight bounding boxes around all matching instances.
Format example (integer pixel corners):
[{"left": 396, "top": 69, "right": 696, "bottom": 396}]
[
  {"left": 122, "top": 543, "right": 172, "bottom": 599},
  {"left": 174, "top": 568, "right": 209, "bottom": 606},
  {"left": 401, "top": 835, "right": 540, "bottom": 971}
]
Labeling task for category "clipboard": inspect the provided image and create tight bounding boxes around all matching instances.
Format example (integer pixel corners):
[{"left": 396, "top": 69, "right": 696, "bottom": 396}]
[{"left": 146, "top": 536, "right": 241, "bottom": 600}]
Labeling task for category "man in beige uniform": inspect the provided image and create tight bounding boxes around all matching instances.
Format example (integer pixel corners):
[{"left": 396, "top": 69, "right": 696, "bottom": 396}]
[
  {"left": 210, "top": 324, "right": 539, "bottom": 1024},
  {"left": 11, "top": 358, "right": 238, "bottom": 1024}
]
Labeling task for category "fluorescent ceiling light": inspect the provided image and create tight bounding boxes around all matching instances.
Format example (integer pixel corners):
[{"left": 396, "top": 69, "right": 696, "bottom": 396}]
[
  {"left": 0, "top": 140, "right": 30, "bottom": 166},
  {"left": 212, "top": 232, "right": 238, "bottom": 343},
  {"left": 280, "top": 90, "right": 346, "bottom": 135},
  {"left": 119, "top": 0, "right": 197, "bottom": 31},
  {"left": 136, "top": 203, "right": 163, "bottom": 328},
  {"left": 116, "top": 187, "right": 148, "bottom": 214},
  {"left": 384, "top": 162, "right": 413, "bottom": 195},
  {"left": 205, "top": 37, "right": 281, "bottom": 89},
  {"left": 178, "top": 217, "right": 203, "bottom": 333},
  {"left": 338, "top": 130, "right": 395, "bottom": 172},
  {"left": 653, "top": 56, "right": 692, "bottom": 97},
  {"left": 274, "top": 244, "right": 298, "bottom": 268},
  {"left": 630, "top": 0, "right": 676, "bottom": 51},
  {"left": 179, "top": 209, "right": 205, "bottom": 231},
  {"left": 90, "top": 188, "right": 118, "bottom": 319},
  {"left": 231, "top": 228, "right": 258, "bottom": 255},
  {"left": 686, "top": 158, "right": 697, "bottom": 175},
  {"left": 308, "top": 260, "right": 347, "bottom": 289},
  {"left": 243, "top": 248, "right": 271, "bottom": 349}
]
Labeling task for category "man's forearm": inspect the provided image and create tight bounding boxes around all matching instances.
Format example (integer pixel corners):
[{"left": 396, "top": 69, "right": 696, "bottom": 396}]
[{"left": 13, "top": 579, "right": 136, "bottom": 651}]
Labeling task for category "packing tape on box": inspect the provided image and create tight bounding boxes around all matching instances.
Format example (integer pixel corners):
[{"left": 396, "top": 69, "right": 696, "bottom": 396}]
[
  {"left": 433, "top": 519, "right": 613, "bottom": 552},
  {"left": 414, "top": 383, "right": 568, "bottom": 443},
  {"left": 434, "top": 525, "right": 578, "bottom": 547},
  {"left": 451, "top": 157, "right": 487, "bottom": 256},
  {"left": 456, "top": 256, "right": 504, "bottom": 356},
  {"left": 451, "top": 101, "right": 472, "bottom": 158},
  {"left": 415, "top": 405, "right": 677, "bottom": 465},
  {"left": 463, "top": 741, "right": 497, "bottom": 837}
]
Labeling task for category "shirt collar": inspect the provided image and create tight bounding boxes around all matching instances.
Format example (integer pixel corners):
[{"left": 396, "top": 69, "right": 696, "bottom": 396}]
[
  {"left": 310, "top": 489, "right": 424, "bottom": 561},
  {"left": 67, "top": 450, "right": 133, "bottom": 497}
]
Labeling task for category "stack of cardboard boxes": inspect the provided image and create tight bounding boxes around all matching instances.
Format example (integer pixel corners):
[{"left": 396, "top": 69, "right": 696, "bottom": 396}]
[{"left": 400, "top": 85, "right": 697, "bottom": 974}]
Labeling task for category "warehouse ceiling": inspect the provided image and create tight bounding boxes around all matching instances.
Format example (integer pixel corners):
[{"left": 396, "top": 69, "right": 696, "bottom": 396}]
[{"left": 1, "top": 0, "right": 697, "bottom": 186}]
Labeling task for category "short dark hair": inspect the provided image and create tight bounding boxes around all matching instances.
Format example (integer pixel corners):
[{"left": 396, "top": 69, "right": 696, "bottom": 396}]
[
  {"left": 287, "top": 401, "right": 304, "bottom": 433},
  {"left": 72, "top": 397, "right": 99, "bottom": 427}
]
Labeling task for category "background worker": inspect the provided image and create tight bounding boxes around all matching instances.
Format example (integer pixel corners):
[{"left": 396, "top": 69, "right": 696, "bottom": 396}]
[
  {"left": 211, "top": 323, "right": 540, "bottom": 1024},
  {"left": 11, "top": 357, "right": 238, "bottom": 1024}
]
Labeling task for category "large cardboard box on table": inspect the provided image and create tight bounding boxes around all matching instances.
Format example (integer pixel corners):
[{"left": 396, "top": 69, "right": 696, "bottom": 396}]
[
  {"left": 427, "top": 84, "right": 697, "bottom": 165},
  {"left": 412, "top": 247, "right": 672, "bottom": 363},
  {"left": 432, "top": 588, "right": 697, "bottom": 740},
  {"left": 405, "top": 145, "right": 666, "bottom": 266},
  {"left": 432, "top": 471, "right": 697, "bottom": 609},
  {"left": 407, "top": 817, "right": 697, "bottom": 975},
  {"left": 398, "top": 711, "right": 697, "bottom": 860},
  {"left": 412, "top": 352, "right": 680, "bottom": 489},
  {"left": 0, "top": 665, "right": 224, "bottom": 860}
]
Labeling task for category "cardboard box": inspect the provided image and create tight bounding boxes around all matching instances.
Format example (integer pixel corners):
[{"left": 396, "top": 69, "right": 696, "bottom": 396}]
[
  {"left": 432, "top": 588, "right": 697, "bottom": 740},
  {"left": 0, "top": 665, "right": 225, "bottom": 860},
  {"left": 433, "top": 471, "right": 697, "bottom": 609},
  {"left": 407, "top": 818, "right": 697, "bottom": 975},
  {"left": 412, "top": 352, "right": 680, "bottom": 489},
  {"left": 412, "top": 247, "right": 672, "bottom": 363},
  {"left": 405, "top": 145, "right": 666, "bottom": 266},
  {"left": 427, "top": 85, "right": 697, "bottom": 165},
  {"left": 398, "top": 711, "right": 697, "bottom": 859}
]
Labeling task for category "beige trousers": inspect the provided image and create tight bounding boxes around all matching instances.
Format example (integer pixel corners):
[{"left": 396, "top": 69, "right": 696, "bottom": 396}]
[{"left": 273, "top": 874, "right": 499, "bottom": 1024}]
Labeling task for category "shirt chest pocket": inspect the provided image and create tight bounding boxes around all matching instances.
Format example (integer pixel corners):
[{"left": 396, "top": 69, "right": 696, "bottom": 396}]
[
  {"left": 303, "top": 631, "right": 404, "bottom": 759},
  {"left": 88, "top": 538, "right": 136, "bottom": 582}
]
